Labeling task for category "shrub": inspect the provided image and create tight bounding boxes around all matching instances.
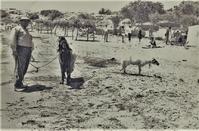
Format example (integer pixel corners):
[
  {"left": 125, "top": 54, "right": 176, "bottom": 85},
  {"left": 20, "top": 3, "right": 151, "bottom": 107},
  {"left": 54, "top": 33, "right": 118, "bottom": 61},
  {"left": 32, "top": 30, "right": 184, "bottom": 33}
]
[
  {"left": 40, "top": 10, "right": 63, "bottom": 20},
  {"left": 0, "top": 10, "right": 9, "bottom": 18}
]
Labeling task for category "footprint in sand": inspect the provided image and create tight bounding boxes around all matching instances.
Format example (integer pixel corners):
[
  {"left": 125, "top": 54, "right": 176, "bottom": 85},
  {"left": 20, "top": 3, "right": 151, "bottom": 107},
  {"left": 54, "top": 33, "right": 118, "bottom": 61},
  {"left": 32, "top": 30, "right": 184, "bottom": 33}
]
[
  {"left": 22, "top": 120, "right": 37, "bottom": 126},
  {"left": 40, "top": 111, "right": 58, "bottom": 117},
  {"left": 36, "top": 98, "right": 44, "bottom": 103},
  {"left": 109, "top": 117, "right": 119, "bottom": 122},
  {"left": 108, "top": 117, "right": 127, "bottom": 128},
  {"left": 40, "top": 111, "right": 50, "bottom": 117},
  {"left": 37, "top": 124, "right": 45, "bottom": 128},
  {"left": 22, "top": 120, "right": 45, "bottom": 128},
  {"left": 88, "top": 103, "right": 95, "bottom": 107},
  {"left": 20, "top": 97, "right": 25, "bottom": 101},
  {"left": 166, "top": 91, "right": 180, "bottom": 97},
  {"left": 96, "top": 104, "right": 103, "bottom": 109},
  {"left": 6, "top": 102, "right": 17, "bottom": 107},
  {"left": 115, "top": 103, "right": 125, "bottom": 111},
  {"left": 135, "top": 94, "right": 144, "bottom": 99},
  {"left": 179, "top": 78, "right": 184, "bottom": 82}
]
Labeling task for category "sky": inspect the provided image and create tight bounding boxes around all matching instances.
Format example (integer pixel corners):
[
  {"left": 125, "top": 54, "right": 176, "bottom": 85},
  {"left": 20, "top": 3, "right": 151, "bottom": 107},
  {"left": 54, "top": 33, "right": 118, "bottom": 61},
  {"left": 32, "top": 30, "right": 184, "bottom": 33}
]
[{"left": 1, "top": 0, "right": 193, "bottom": 13}]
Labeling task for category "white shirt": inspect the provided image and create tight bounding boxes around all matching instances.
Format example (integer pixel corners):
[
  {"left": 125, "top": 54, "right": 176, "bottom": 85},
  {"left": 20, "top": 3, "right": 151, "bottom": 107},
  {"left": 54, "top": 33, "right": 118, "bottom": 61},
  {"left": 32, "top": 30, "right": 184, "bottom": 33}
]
[
  {"left": 125, "top": 27, "right": 132, "bottom": 34},
  {"left": 104, "top": 27, "right": 108, "bottom": 32},
  {"left": 10, "top": 26, "right": 34, "bottom": 51}
]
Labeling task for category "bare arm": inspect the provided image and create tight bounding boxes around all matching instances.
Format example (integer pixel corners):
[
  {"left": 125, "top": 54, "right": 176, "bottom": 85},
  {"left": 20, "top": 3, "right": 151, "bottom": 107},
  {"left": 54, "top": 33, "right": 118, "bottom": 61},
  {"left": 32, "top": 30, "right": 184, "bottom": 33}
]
[{"left": 10, "top": 27, "right": 18, "bottom": 52}]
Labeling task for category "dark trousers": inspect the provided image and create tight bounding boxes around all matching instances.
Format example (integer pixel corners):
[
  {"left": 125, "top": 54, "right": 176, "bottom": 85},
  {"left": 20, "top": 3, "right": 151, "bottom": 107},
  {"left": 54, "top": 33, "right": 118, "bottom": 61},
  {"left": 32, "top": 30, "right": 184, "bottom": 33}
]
[
  {"left": 165, "top": 36, "right": 169, "bottom": 44},
  {"left": 138, "top": 36, "right": 142, "bottom": 42},
  {"left": 15, "top": 46, "right": 32, "bottom": 88},
  {"left": 128, "top": 33, "right": 132, "bottom": 42},
  {"left": 104, "top": 32, "right": 108, "bottom": 42},
  {"left": 121, "top": 34, "right": 125, "bottom": 43}
]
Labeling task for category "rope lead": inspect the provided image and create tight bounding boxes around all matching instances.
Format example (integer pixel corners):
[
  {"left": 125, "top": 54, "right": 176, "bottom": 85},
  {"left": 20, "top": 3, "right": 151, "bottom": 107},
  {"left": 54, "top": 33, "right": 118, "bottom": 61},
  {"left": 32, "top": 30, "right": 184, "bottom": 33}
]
[{"left": 30, "top": 54, "right": 59, "bottom": 73}]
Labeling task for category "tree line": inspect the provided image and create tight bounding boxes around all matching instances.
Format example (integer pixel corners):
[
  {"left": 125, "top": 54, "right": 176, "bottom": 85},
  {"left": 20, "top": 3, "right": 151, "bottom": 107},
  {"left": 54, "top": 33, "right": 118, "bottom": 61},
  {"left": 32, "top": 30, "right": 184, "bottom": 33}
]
[{"left": 1, "top": 1, "right": 199, "bottom": 37}]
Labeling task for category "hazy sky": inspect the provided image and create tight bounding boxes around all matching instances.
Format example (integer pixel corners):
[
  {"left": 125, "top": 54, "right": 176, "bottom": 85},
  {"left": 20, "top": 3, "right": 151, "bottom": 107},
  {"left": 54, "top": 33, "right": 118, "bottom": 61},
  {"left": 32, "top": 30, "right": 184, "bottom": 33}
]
[{"left": 1, "top": 0, "right": 191, "bottom": 13}]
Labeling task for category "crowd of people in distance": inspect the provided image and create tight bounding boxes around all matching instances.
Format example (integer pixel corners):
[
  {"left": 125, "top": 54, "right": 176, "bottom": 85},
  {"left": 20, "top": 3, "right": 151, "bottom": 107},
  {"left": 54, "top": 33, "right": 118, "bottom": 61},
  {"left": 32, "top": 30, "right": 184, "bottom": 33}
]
[{"left": 103, "top": 24, "right": 188, "bottom": 47}]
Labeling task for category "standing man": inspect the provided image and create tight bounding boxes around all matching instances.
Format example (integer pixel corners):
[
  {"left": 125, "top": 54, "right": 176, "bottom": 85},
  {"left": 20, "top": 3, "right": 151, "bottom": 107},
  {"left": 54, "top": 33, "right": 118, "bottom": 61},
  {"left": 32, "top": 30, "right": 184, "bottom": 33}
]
[
  {"left": 126, "top": 25, "right": 132, "bottom": 43},
  {"left": 138, "top": 28, "right": 143, "bottom": 43},
  {"left": 149, "top": 28, "right": 153, "bottom": 40},
  {"left": 10, "top": 16, "right": 34, "bottom": 91},
  {"left": 121, "top": 26, "right": 125, "bottom": 43},
  {"left": 165, "top": 27, "right": 171, "bottom": 45},
  {"left": 104, "top": 25, "right": 109, "bottom": 42}
]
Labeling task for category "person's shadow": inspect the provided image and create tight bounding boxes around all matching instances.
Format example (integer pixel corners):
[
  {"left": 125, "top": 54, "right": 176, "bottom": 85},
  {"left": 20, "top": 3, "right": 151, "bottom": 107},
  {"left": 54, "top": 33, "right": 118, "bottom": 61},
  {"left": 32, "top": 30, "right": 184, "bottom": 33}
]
[
  {"left": 21, "top": 84, "right": 53, "bottom": 93},
  {"left": 68, "top": 77, "right": 85, "bottom": 89}
]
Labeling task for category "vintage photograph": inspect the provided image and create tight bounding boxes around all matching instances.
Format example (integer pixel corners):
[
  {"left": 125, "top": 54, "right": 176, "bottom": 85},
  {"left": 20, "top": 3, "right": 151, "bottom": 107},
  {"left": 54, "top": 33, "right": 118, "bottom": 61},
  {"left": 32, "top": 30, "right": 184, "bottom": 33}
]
[{"left": 0, "top": 0, "right": 199, "bottom": 130}]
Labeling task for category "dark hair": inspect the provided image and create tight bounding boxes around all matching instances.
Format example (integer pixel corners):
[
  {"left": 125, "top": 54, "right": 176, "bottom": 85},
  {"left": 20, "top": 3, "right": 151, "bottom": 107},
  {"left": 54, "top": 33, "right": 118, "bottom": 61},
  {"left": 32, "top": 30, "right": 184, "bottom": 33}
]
[
  {"left": 58, "top": 36, "right": 71, "bottom": 51},
  {"left": 58, "top": 36, "right": 66, "bottom": 43}
]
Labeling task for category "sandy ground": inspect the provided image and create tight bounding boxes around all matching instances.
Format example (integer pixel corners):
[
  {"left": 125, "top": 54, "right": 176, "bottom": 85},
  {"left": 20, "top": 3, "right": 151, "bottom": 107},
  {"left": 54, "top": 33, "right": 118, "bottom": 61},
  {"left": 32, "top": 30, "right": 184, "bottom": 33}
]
[{"left": 0, "top": 29, "right": 199, "bottom": 130}]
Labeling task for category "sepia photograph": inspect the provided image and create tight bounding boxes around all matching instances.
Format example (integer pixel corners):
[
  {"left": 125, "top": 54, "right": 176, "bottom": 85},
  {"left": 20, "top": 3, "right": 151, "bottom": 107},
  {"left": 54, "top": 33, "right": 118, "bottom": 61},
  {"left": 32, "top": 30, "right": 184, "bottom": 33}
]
[{"left": 0, "top": 0, "right": 199, "bottom": 130}]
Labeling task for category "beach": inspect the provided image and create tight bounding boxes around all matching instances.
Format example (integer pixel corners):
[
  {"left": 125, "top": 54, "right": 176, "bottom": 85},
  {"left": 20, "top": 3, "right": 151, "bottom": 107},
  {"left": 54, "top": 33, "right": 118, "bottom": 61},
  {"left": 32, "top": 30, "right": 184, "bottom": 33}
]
[{"left": 0, "top": 28, "right": 199, "bottom": 129}]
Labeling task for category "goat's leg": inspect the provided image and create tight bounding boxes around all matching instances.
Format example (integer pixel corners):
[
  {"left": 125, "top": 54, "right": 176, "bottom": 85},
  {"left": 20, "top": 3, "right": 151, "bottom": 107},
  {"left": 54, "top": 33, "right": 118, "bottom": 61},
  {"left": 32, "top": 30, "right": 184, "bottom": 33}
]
[
  {"left": 123, "top": 68, "right": 127, "bottom": 74},
  {"left": 123, "top": 65, "right": 127, "bottom": 74},
  {"left": 121, "top": 67, "right": 126, "bottom": 74},
  {"left": 60, "top": 69, "right": 65, "bottom": 84},
  {"left": 121, "top": 63, "right": 127, "bottom": 74},
  {"left": 138, "top": 66, "right": 141, "bottom": 75},
  {"left": 66, "top": 72, "right": 71, "bottom": 85}
]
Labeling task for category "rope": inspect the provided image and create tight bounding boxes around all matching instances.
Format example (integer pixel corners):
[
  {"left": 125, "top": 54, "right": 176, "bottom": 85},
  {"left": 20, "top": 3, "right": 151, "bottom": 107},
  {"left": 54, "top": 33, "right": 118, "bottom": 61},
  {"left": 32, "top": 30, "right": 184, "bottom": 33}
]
[{"left": 30, "top": 54, "right": 59, "bottom": 72}]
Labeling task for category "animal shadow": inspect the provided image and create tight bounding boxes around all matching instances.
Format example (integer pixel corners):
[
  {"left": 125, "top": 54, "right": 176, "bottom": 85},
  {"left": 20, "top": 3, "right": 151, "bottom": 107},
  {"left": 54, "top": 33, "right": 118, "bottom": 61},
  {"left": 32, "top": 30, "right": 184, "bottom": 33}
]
[
  {"left": 142, "top": 45, "right": 163, "bottom": 49},
  {"left": 75, "top": 39, "right": 100, "bottom": 42},
  {"left": 112, "top": 71, "right": 162, "bottom": 79},
  {"left": 186, "top": 45, "right": 197, "bottom": 48},
  {"left": 68, "top": 77, "right": 85, "bottom": 89},
  {"left": 123, "top": 73, "right": 153, "bottom": 78},
  {"left": 125, "top": 73, "right": 162, "bottom": 79},
  {"left": 21, "top": 84, "right": 53, "bottom": 93}
]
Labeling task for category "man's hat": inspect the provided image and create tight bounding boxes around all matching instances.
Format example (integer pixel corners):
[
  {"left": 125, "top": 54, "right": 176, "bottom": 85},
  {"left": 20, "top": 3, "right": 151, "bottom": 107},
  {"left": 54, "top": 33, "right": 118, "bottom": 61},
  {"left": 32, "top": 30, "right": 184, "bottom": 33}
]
[{"left": 20, "top": 16, "right": 30, "bottom": 22}]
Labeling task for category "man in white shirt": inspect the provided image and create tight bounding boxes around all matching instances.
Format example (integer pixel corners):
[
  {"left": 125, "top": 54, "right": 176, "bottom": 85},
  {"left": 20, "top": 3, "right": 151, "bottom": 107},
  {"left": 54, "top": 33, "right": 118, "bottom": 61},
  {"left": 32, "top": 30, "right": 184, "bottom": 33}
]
[
  {"left": 10, "top": 16, "right": 34, "bottom": 91},
  {"left": 104, "top": 25, "right": 109, "bottom": 42},
  {"left": 165, "top": 27, "right": 171, "bottom": 45},
  {"left": 121, "top": 26, "right": 125, "bottom": 43}
]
